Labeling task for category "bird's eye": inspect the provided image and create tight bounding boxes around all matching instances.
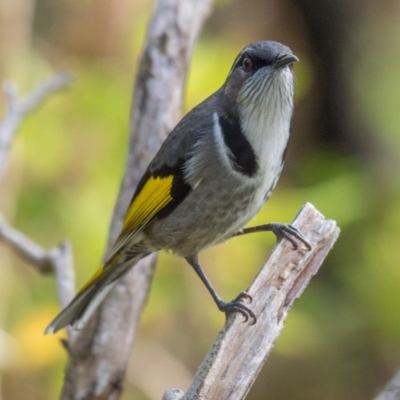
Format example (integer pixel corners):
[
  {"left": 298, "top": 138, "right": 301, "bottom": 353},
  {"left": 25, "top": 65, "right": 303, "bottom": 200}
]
[{"left": 242, "top": 57, "right": 253, "bottom": 71}]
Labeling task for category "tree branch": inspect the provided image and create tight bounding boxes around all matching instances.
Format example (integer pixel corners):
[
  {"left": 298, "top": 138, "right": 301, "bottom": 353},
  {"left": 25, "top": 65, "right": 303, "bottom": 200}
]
[
  {"left": 0, "top": 73, "right": 72, "bottom": 179},
  {"left": 163, "top": 203, "right": 340, "bottom": 400},
  {"left": 0, "top": 73, "right": 75, "bottom": 333},
  {"left": 60, "top": 0, "right": 213, "bottom": 399},
  {"left": 0, "top": 214, "right": 75, "bottom": 336},
  {"left": 374, "top": 370, "right": 400, "bottom": 400}
]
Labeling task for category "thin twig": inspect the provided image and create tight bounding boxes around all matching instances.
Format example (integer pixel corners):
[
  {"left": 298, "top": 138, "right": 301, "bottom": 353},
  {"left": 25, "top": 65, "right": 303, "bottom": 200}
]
[
  {"left": 0, "top": 73, "right": 72, "bottom": 179},
  {"left": 0, "top": 215, "right": 75, "bottom": 308},
  {"left": 0, "top": 73, "right": 75, "bottom": 334},
  {"left": 0, "top": 214, "right": 54, "bottom": 273},
  {"left": 0, "top": 217, "right": 76, "bottom": 339},
  {"left": 162, "top": 203, "right": 340, "bottom": 400}
]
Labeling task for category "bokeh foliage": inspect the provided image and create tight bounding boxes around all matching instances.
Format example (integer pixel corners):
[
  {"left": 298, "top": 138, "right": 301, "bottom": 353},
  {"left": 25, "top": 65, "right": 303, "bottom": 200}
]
[{"left": 0, "top": 0, "right": 400, "bottom": 399}]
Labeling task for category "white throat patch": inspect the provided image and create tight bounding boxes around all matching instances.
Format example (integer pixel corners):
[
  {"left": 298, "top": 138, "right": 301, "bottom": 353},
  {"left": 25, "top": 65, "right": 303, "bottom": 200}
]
[{"left": 238, "top": 67, "right": 294, "bottom": 175}]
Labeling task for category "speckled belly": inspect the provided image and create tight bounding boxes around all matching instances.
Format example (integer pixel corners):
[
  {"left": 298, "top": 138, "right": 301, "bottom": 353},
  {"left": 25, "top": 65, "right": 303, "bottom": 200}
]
[{"left": 143, "top": 177, "right": 261, "bottom": 257}]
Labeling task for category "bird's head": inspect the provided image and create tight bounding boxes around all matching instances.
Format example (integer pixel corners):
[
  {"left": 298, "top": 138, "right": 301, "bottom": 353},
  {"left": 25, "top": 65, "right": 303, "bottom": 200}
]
[{"left": 224, "top": 41, "right": 298, "bottom": 119}]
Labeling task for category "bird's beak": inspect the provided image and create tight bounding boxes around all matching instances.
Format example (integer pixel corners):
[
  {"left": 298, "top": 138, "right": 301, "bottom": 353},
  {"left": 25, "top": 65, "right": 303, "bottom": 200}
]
[{"left": 273, "top": 53, "right": 299, "bottom": 69}]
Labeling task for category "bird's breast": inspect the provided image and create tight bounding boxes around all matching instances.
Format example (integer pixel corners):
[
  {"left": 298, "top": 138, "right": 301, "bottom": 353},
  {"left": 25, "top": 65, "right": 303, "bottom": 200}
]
[{"left": 144, "top": 114, "right": 290, "bottom": 257}]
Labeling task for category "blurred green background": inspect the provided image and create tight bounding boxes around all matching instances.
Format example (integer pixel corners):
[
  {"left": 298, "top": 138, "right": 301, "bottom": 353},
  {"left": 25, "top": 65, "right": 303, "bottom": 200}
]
[{"left": 1, "top": 0, "right": 400, "bottom": 399}]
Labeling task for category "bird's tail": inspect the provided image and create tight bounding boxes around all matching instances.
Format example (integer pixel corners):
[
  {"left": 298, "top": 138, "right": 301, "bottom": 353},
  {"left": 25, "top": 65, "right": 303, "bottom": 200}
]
[{"left": 45, "top": 249, "right": 147, "bottom": 334}]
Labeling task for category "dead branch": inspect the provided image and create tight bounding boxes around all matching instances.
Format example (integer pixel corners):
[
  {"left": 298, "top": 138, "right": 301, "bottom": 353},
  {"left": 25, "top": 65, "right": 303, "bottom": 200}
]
[
  {"left": 0, "top": 73, "right": 75, "bottom": 332},
  {"left": 0, "top": 214, "right": 57, "bottom": 274},
  {"left": 60, "top": 0, "right": 213, "bottom": 399},
  {"left": 374, "top": 370, "right": 400, "bottom": 400},
  {"left": 0, "top": 214, "right": 75, "bottom": 310},
  {"left": 162, "top": 203, "right": 340, "bottom": 400},
  {"left": 0, "top": 73, "right": 72, "bottom": 179}
]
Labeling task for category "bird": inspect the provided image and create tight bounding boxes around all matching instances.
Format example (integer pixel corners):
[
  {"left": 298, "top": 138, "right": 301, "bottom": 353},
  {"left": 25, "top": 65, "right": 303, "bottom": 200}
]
[{"left": 45, "top": 40, "right": 311, "bottom": 335}]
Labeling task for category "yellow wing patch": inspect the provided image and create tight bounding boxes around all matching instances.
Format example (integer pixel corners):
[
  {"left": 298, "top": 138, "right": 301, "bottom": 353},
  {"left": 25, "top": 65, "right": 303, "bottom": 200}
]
[
  {"left": 107, "top": 174, "right": 174, "bottom": 259},
  {"left": 76, "top": 176, "right": 173, "bottom": 298},
  {"left": 122, "top": 175, "right": 173, "bottom": 232}
]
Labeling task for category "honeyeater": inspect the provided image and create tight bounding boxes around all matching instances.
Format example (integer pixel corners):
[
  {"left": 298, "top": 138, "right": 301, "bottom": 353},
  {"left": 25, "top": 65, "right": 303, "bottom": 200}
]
[{"left": 45, "top": 40, "right": 311, "bottom": 334}]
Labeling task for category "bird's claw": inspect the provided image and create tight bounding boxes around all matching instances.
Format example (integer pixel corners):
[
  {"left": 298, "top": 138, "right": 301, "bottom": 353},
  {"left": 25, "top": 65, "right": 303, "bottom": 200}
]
[
  {"left": 217, "top": 292, "right": 257, "bottom": 325},
  {"left": 271, "top": 223, "right": 312, "bottom": 251},
  {"left": 235, "top": 291, "right": 253, "bottom": 304}
]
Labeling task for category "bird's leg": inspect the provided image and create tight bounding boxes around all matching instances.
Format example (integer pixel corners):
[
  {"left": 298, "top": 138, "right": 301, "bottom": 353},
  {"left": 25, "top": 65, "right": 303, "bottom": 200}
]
[
  {"left": 234, "top": 223, "right": 312, "bottom": 251},
  {"left": 185, "top": 255, "right": 256, "bottom": 324}
]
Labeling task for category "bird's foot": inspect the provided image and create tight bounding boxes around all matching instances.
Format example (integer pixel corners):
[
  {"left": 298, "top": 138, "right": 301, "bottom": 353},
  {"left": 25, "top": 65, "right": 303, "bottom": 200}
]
[
  {"left": 217, "top": 291, "right": 257, "bottom": 325},
  {"left": 269, "top": 223, "right": 312, "bottom": 251}
]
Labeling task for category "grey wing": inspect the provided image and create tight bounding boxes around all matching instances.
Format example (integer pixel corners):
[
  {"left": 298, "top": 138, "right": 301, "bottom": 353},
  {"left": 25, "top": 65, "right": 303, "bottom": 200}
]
[
  {"left": 108, "top": 93, "right": 218, "bottom": 256},
  {"left": 148, "top": 92, "right": 219, "bottom": 175}
]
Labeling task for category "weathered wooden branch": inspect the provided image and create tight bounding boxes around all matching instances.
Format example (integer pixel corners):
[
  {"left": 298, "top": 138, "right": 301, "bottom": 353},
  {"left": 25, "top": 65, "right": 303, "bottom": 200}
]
[
  {"left": 0, "top": 73, "right": 75, "bottom": 334},
  {"left": 162, "top": 203, "right": 340, "bottom": 400},
  {"left": 0, "top": 215, "right": 75, "bottom": 338},
  {"left": 0, "top": 73, "right": 72, "bottom": 179},
  {"left": 374, "top": 370, "right": 400, "bottom": 400},
  {"left": 60, "top": 0, "right": 213, "bottom": 399}
]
